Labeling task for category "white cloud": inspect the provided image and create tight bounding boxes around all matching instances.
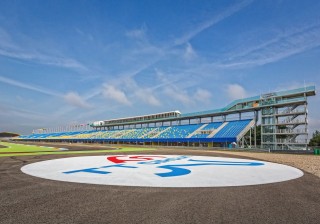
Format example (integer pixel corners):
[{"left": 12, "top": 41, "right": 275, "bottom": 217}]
[
  {"left": 102, "top": 84, "right": 131, "bottom": 105},
  {"left": 194, "top": 88, "right": 211, "bottom": 103},
  {"left": 135, "top": 89, "right": 161, "bottom": 107},
  {"left": 119, "top": 77, "right": 162, "bottom": 107},
  {"left": 0, "top": 48, "right": 86, "bottom": 71},
  {"left": 184, "top": 43, "right": 197, "bottom": 61},
  {"left": 0, "top": 103, "right": 46, "bottom": 122},
  {"left": 174, "top": 0, "right": 253, "bottom": 46},
  {"left": 226, "top": 84, "right": 247, "bottom": 100},
  {"left": 63, "top": 92, "right": 92, "bottom": 109},
  {"left": 0, "top": 27, "right": 87, "bottom": 71},
  {"left": 0, "top": 27, "right": 18, "bottom": 50},
  {"left": 163, "top": 87, "right": 193, "bottom": 105},
  {"left": 126, "top": 29, "right": 146, "bottom": 40},
  {"left": 163, "top": 86, "right": 212, "bottom": 106},
  {"left": 0, "top": 75, "right": 61, "bottom": 97},
  {"left": 156, "top": 69, "right": 203, "bottom": 106},
  {"left": 126, "top": 25, "right": 147, "bottom": 40},
  {"left": 217, "top": 23, "right": 320, "bottom": 69}
]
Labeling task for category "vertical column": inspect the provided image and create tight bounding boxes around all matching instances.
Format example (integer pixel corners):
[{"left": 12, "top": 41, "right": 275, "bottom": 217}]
[
  {"left": 304, "top": 97, "right": 308, "bottom": 148},
  {"left": 255, "top": 110, "right": 258, "bottom": 148}
]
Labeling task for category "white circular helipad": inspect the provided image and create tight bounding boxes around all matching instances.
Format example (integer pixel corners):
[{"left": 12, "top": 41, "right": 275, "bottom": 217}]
[{"left": 21, "top": 155, "right": 303, "bottom": 187}]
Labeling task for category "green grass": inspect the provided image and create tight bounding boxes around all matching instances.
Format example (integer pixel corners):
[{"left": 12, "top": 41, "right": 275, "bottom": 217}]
[
  {"left": 0, "top": 142, "right": 58, "bottom": 153},
  {"left": 0, "top": 142, "right": 155, "bottom": 157}
]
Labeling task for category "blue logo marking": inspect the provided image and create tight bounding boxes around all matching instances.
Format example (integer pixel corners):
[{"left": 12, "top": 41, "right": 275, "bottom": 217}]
[
  {"left": 63, "top": 157, "right": 264, "bottom": 177},
  {"left": 155, "top": 159, "right": 264, "bottom": 177},
  {"left": 63, "top": 164, "right": 137, "bottom": 175}
]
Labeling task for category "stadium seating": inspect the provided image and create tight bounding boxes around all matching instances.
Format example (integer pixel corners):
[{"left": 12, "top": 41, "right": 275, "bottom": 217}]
[
  {"left": 157, "top": 124, "right": 202, "bottom": 139},
  {"left": 213, "top": 120, "right": 251, "bottom": 138},
  {"left": 191, "top": 122, "right": 223, "bottom": 138},
  {"left": 18, "top": 119, "right": 253, "bottom": 144}
]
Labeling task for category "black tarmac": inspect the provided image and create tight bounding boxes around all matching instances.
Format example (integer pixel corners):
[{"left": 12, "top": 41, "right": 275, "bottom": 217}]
[{"left": 1, "top": 143, "right": 319, "bottom": 224}]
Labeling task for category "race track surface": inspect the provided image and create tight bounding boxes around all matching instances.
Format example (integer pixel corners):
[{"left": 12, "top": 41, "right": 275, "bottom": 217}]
[{"left": 1, "top": 144, "right": 319, "bottom": 224}]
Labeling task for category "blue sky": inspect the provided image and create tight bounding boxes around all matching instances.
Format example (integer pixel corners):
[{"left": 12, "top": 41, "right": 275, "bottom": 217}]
[{"left": 0, "top": 0, "right": 319, "bottom": 134}]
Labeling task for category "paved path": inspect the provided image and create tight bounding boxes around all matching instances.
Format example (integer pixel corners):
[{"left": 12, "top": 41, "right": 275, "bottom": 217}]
[{"left": 1, "top": 146, "right": 319, "bottom": 224}]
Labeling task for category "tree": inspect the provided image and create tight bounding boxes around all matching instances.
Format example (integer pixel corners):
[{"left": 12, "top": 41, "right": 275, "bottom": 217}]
[
  {"left": 0, "top": 132, "right": 19, "bottom": 138},
  {"left": 309, "top": 130, "right": 320, "bottom": 146}
]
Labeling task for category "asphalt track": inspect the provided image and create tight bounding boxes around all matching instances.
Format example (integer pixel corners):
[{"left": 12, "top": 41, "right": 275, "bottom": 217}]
[{"left": 1, "top": 143, "right": 320, "bottom": 224}]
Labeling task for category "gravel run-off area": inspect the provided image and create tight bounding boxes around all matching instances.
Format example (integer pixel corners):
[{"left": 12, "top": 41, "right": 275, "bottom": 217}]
[{"left": 216, "top": 150, "right": 320, "bottom": 178}]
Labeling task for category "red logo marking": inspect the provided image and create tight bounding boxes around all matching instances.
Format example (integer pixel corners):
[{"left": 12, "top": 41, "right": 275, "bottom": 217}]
[{"left": 107, "top": 155, "right": 165, "bottom": 164}]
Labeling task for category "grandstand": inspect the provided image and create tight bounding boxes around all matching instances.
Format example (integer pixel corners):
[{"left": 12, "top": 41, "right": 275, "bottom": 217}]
[{"left": 16, "top": 86, "right": 316, "bottom": 150}]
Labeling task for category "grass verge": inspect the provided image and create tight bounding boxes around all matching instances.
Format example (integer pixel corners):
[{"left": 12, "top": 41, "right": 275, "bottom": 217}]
[{"left": 0, "top": 142, "right": 155, "bottom": 157}]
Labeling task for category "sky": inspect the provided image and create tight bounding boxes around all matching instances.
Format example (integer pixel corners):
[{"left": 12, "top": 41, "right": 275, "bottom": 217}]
[{"left": 0, "top": 0, "right": 319, "bottom": 135}]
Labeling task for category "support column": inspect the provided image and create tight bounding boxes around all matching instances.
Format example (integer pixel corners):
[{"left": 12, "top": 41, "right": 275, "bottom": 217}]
[
  {"left": 250, "top": 127, "right": 252, "bottom": 148},
  {"left": 254, "top": 110, "right": 258, "bottom": 148}
]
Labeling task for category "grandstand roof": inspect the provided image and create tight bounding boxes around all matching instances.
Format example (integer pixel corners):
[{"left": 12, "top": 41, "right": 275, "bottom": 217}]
[
  {"left": 91, "top": 86, "right": 315, "bottom": 127},
  {"left": 182, "top": 85, "right": 316, "bottom": 118},
  {"left": 92, "top": 111, "right": 181, "bottom": 127}
]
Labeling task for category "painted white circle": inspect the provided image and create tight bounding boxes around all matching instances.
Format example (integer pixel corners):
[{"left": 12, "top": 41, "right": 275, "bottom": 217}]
[{"left": 21, "top": 155, "right": 303, "bottom": 187}]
